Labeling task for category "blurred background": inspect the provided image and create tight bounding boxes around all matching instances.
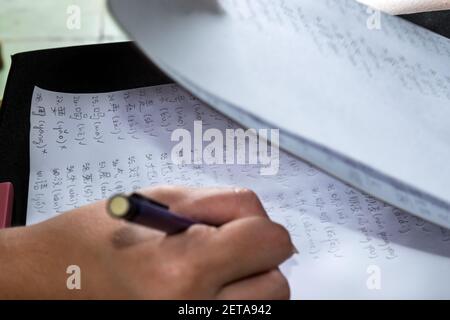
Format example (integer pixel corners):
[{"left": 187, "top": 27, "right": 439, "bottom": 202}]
[{"left": 0, "top": 0, "right": 128, "bottom": 100}]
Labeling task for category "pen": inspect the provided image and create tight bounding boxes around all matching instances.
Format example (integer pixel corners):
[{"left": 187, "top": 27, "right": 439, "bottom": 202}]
[
  {"left": 107, "top": 193, "right": 198, "bottom": 234},
  {"left": 107, "top": 192, "right": 299, "bottom": 253}
]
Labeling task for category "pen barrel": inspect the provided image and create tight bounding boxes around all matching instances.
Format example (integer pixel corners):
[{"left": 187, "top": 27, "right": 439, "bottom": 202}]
[{"left": 131, "top": 199, "right": 196, "bottom": 234}]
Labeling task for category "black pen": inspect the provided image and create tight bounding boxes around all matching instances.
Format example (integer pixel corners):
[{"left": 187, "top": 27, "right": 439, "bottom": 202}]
[{"left": 107, "top": 193, "right": 198, "bottom": 234}]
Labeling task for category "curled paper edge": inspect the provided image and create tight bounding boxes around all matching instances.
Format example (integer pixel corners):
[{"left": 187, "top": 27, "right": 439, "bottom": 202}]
[{"left": 356, "top": 0, "right": 450, "bottom": 15}]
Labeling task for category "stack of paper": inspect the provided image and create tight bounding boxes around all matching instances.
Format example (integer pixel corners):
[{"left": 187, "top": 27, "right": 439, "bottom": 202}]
[{"left": 109, "top": 0, "right": 450, "bottom": 229}]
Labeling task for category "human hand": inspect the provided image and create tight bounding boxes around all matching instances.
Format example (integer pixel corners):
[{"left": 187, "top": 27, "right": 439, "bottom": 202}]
[{"left": 0, "top": 186, "right": 294, "bottom": 299}]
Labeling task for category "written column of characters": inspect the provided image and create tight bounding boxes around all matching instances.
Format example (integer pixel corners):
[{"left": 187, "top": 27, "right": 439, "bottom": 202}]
[
  {"left": 30, "top": 92, "right": 101, "bottom": 154},
  {"left": 29, "top": 150, "right": 195, "bottom": 215},
  {"left": 109, "top": 85, "right": 193, "bottom": 142},
  {"left": 30, "top": 91, "right": 51, "bottom": 156},
  {"left": 27, "top": 92, "right": 127, "bottom": 213},
  {"left": 30, "top": 89, "right": 162, "bottom": 154},
  {"left": 29, "top": 155, "right": 150, "bottom": 215}
]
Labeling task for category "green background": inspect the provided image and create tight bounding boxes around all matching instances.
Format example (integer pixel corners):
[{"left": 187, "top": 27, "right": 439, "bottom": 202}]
[{"left": 0, "top": 0, "right": 128, "bottom": 100}]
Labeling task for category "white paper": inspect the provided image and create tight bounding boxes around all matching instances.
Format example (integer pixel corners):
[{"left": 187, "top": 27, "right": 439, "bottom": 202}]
[
  {"left": 28, "top": 84, "right": 450, "bottom": 299},
  {"left": 109, "top": 0, "right": 450, "bottom": 229}
]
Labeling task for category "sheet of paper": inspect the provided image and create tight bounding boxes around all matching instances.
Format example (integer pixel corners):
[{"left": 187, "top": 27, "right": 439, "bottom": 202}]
[
  {"left": 28, "top": 84, "right": 450, "bottom": 299},
  {"left": 109, "top": 0, "right": 450, "bottom": 229}
]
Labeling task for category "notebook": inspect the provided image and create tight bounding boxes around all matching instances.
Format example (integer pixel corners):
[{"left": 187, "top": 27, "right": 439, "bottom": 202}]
[
  {"left": 27, "top": 83, "right": 450, "bottom": 299},
  {"left": 109, "top": 0, "right": 450, "bottom": 229}
]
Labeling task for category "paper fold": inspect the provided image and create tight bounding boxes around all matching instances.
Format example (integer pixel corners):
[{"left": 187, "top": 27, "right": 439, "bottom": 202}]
[{"left": 357, "top": 0, "right": 450, "bottom": 14}]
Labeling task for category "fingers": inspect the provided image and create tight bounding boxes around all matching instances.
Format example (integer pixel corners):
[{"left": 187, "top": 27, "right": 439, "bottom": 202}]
[
  {"left": 217, "top": 269, "right": 290, "bottom": 300},
  {"left": 138, "top": 185, "right": 268, "bottom": 225},
  {"left": 136, "top": 186, "right": 294, "bottom": 294},
  {"left": 212, "top": 218, "right": 293, "bottom": 283},
  {"left": 117, "top": 186, "right": 295, "bottom": 299},
  {"left": 166, "top": 216, "right": 294, "bottom": 287}
]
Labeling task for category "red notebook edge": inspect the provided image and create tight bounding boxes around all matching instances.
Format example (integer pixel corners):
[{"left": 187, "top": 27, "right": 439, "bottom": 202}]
[{"left": 0, "top": 182, "right": 14, "bottom": 228}]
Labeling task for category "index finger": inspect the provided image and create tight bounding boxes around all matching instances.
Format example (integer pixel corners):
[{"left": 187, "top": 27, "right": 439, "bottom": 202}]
[{"left": 138, "top": 186, "right": 268, "bottom": 225}]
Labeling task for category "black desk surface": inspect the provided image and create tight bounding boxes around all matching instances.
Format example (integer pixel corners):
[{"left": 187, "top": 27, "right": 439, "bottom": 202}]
[{"left": 0, "top": 12, "right": 449, "bottom": 226}]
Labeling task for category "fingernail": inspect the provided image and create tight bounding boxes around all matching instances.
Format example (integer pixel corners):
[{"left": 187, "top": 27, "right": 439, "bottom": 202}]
[{"left": 292, "top": 243, "right": 299, "bottom": 255}]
